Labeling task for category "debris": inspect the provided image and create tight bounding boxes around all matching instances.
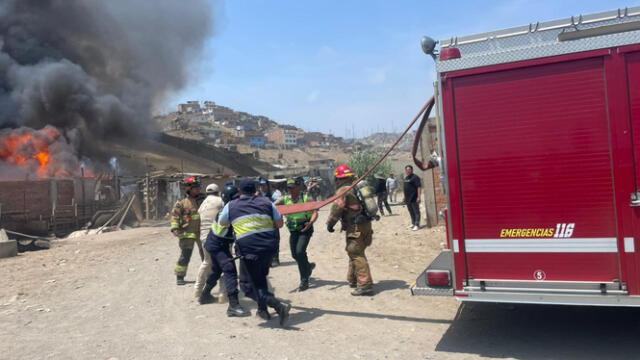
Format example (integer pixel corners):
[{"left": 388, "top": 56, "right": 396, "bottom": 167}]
[
  {"left": 17, "top": 238, "right": 50, "bottom": 252},
  {"left": 0, "top": 229, "right": 18, "bottom": 258}
]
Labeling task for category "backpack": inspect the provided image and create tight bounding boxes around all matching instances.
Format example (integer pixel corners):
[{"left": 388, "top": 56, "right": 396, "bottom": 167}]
[{"left": 354, "top": 180, "right": 379, "bottom": 221}]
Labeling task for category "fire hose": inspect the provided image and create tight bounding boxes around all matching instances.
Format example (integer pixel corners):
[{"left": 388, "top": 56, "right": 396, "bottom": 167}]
[{"left": 277, "top": 96, "right": 436, "bottom": 216}]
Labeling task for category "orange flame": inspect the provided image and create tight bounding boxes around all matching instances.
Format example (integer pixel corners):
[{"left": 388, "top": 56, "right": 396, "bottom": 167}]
[{"left": 0, "top": 127, "right": 66, "bottom": 178}]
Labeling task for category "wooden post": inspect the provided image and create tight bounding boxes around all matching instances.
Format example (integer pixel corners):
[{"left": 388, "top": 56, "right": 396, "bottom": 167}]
[
  {"left": 80, "top": 167, "right": 86, "bottom": 221},
  {"left": 419, "top": 81, "right": 442, "bottom": 228},
  {"left": 420, "top": 129, "right": 438, "bottom": 228},
  {"left": 144, "top": 173, "right": 150, "bottom": 221}
]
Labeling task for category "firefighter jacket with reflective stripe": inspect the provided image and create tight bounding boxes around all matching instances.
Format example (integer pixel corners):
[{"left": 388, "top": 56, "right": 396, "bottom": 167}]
[
  {"left": 170, "top": 196, "right": 202, "bottom": 240},
  {"left": 228, "top": 195, "right": 278, "bottom": 256},
  {"left": 283, "top": 193, "right": 312, "bottom": 231},
  {"left": 328, "top": 183, "right": 366, "bottom": 236}
]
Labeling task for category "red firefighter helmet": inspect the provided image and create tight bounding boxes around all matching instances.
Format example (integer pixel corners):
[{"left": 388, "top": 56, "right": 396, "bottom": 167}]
[
  {"left": 335, "top": 164, "right": 354, "bottom": 179},
  {"left": 182, "top": 176, "right": 201, "bottom": 188}
]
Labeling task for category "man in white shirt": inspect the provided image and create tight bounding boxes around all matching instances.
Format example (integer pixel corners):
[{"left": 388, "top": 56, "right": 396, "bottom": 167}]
[
  {"left": 386, "top": 173, "right": 399, "bottom": 203},
  {"left": 194, "top": 183, "right": 224, "bottom": 299}
]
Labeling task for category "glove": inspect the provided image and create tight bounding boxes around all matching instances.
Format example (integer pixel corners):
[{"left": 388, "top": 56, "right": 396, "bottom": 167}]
[
  {"left": 327, "top": 223, "right": 335, "bottom": 233},
  {"left": 171, "top": 229, "right": 182, "bottom": 237}
]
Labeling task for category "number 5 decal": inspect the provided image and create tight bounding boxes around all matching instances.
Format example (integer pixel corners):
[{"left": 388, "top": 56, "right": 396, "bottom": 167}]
[{"left": 533, "top": 270, "right": 546, "bottom": 281}]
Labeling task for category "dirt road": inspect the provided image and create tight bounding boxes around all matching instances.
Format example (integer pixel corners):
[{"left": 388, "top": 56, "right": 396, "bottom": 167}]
[{"left": 2, "top": 207, "right": 640, "bottom": 360}]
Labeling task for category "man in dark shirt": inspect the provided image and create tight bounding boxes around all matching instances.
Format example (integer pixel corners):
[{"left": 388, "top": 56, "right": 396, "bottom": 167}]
[
  {"left": 374, "top": 174, "right": 392, "bottom": 216},
  {"left": 403, "top": 165, "right": 422, "bottom": 231}
]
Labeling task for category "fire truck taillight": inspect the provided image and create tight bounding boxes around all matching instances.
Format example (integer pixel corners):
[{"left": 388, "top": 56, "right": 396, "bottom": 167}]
[
  {"left": 440, "top": 47, "right": 461, "bottom": 61},
  {"left": 426, "top": 270, "right": 451, "bottom": 287}
]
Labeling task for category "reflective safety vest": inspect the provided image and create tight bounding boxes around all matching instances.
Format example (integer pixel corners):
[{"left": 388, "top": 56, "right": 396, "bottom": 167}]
[
  {"left": 205, "top": 215, "right": 234, "bottom": 253},
  {"left": 228, "top": 195, "right": 278, "bottom": 255},
  {"left": 283, "top": 193, "right": 312, "bottom": 231}
]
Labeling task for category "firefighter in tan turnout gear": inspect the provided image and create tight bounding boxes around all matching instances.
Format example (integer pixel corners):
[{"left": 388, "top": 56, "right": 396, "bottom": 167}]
[
  {"left": 326, "top": 164, "right": 375, "bottom": 296},
  {"left": 170, "top": 176, "right": 204, "bottom": 285}
]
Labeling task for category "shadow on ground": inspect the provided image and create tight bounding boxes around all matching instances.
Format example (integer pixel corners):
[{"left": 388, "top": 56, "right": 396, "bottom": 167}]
[
  {"left": 287, "top": 305, "right": 452, "bottom": 328},
  {"left": 375, "top": 279, "right": 408, "bottom": 294},
  {"left": 436, "top": 302, "right": 640, "bottom": 359}
]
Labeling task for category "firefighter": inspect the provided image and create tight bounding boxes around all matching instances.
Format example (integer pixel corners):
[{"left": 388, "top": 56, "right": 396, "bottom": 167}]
[
  {"left": 194, "top": 183, "right": 224, "bottom": 299},
  {"left": 283, "top": 177, "right": 318, "bottom": 291},
  {"left": 170, "top": 176, "right": 204, "bottom": 286},
  {"left": 199, "top": 184, "right": 250, "bottom": 317},
  {"left": 219, "top": 178, "right": 291, "bottom": 326},
  {"left": 326, "top": 165, "right": 374, "bottom": 296}
]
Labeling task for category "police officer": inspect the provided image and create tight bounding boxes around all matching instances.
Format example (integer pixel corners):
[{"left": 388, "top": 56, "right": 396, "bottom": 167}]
[
  {"left": 170, "top": 176, "right": 204, "bottom": 285},
  {"left": 283, "top": 177, "right": 318, "bottom": 291},
  {"left": 326, "top": 165, "right": 375, "bottom": 296},
  {"left": 199, "top": 184, "right": 250, "bottom": 317},
  {"left": 258, "top": 177, "right": 282, "bottom": 267},
  {"left": 219, "top": 178, "right": 291, "bottom": 326}
]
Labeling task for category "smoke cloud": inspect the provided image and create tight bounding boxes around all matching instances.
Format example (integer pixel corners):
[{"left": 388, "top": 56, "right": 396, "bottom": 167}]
[{"left": 0, "top": 0, "right": 213, "bottom": 141}]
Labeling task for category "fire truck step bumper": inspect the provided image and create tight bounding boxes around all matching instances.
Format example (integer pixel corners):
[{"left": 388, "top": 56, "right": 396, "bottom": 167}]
[
  {"left": 410, "top": 250, "right": 455, "bottom": 297},
  {"left": 456, "top": 290, "right": 640, "bottom": 307}
]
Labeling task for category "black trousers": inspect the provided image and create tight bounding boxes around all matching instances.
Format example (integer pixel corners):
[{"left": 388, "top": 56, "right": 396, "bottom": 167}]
[
  {"left": 205, "top": 246, "right": 239, "bottom": 296},
  {"left": 239, "top": 254, "right": 277, "bottom": 310},
  {"left": 272, "top": 229, "right": 281, "bottom": 263},
  {"left": 377, "top": 192, "right": 392, "bottom": 215},
  {"left": 289, "top": 228, "right": 313, "bottom": 281},
  {"left": 407, "top": 201, "right": 421, "bottom": 227}
]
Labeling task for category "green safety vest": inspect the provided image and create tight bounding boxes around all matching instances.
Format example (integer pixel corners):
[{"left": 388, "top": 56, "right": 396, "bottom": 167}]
[{"left": 284, "top": 194, "right": 312, "bottom": 231}]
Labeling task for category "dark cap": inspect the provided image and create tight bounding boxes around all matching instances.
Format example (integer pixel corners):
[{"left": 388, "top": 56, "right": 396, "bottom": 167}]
[
  {"left": 287, "top": 176, "right": 304, "bottom": 188},
  {"left": 258, "top": 177, "right": 269, "bottom": 185},
  {"left": 239, "top": 178, "right": 257, "bottom": 194}
]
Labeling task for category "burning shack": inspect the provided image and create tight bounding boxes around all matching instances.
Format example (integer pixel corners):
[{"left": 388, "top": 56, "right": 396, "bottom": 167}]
[{"left": 0, "top": 127, "right": 120, "bottom": 236}]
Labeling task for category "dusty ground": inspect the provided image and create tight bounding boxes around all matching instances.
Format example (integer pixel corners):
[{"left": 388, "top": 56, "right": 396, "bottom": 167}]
[{"left": 2, "top": 207, "right": 640, "bottom": 360}]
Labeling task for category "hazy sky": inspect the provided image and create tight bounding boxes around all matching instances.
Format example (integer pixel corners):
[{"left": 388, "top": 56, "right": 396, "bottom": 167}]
[{"left": 172, "top": 0, "right": 634, "bottom": 138}]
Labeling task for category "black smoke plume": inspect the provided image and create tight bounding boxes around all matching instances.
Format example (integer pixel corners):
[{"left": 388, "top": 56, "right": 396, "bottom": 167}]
[{"left": 0, "top": 0, "right": 213, "bottom": 145}]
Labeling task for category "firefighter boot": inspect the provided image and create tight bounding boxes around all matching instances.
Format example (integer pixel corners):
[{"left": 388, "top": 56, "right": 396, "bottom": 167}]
[
  {"left": 351, "top": 287, "right": 374, "bottom": 296},
  {"left": 176, "top": 275, "right": 186, "bottom": 286},
  {"left": 226, "top": 294, "right": 250, "bottom": 317},
  {"left": 198, "top": 283, "right": 216, "bottom": 304}
]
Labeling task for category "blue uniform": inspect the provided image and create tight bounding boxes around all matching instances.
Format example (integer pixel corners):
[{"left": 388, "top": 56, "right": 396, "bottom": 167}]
[
  {"left": 221, "top": 195, "right": 282, "bottom": 311},
  {"left": 202, "top": 217, "right": 239, "bottom": 296}
]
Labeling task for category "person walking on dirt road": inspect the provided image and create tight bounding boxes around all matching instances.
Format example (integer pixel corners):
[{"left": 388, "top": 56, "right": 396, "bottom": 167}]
[
  {"left": 199, "top": 184, "right": 250, "bottom": 317},
  {"left": 194, "top": 183, "right": 224, "bottom": 299},
  {"left": 219, "top": 178, "right": 292, "bottom": 326},
  {"left": 326, "top": 164, "right": 375, "bottom": 296},
  {"left": 283, "top": 177, "right": 318, "bottom": 291},
  {"left": 170, "top": 176, "right": 204, "bottom": 286},
  {"left": 386, "top": 173, "right": 399, "bottom": 203},
  {"left": 375, "top": 174, "right": 392, "bottom": 216},
  {"left": 403, "top": 165, "right": 422, "bottom": 231},
  {"left": 259, "top": 177, "right": 282, "bottom": 268}
]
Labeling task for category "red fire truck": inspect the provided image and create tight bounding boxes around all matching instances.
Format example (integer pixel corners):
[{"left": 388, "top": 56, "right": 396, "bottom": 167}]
[{"left": 411, "top": 7, "right": 640, "bottom": 306}]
